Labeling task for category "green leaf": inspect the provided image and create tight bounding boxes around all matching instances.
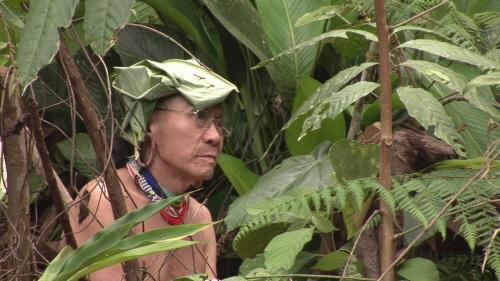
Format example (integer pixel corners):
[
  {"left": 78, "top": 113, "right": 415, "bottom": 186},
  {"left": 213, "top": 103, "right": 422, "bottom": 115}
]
[
  {"left": 56, "top": 133, "right": 98, "bottom": 178},
  {"left": 311, "top": 250, "right": 349, "bottom": 271},
  {"left": 217, "top": 153, "right": 259, "bottom": 195},
  {"left": 114, "top": 25, "right": 185, "bottom": 66},
  {"left": 400, "top": 60, "right": 468, "bottom": 92},
  {"left": 254, "top": 29, "right": 378, "bottom": 69},
  {"left": 97, "top": 223, "right": 212, "bottom": 257},
  {"left": 464, "top": 88, "right": 500, "bottom": 120},
  {"left": 201, "top": 0, "right": 284, "bottom": 88},
  {"left": 264, "top": 228, "right": 314, "bottom": 272},
  {"left": 466, "top": 72, "right": 500, "bottom": 89},
  {"left": 39, "top": 246, "right": 74, "bottom": 281},
  {"left": 15, "top": 0, "right": 79, "bottom": 88},
  {"left": 255, "top": 0, "right": 329, "bottom": 88},
  {"left": 311, "top": 214, "right": 335, "bottom": 233},
  {"left": 329, "top": 139, "right": 380, "bottom": 182},
  {"left": 226, "top": 142, "right": 334, "bottom": 230},
  {"left": 284, "top": 63, "right": 377, "bottom": 134},
  {"left": 299, "top": 82, "right": 380, "bottom": 139},
  {"left": 427, "top": 69, "right": 500, "bottom": 157},
  {"left": 398, "top": 39, "right": 499, "bottom": 69},
  {"left": 144, "top": 0, "right": 215, "bottom": 58},
  {"left": 282, "top": 62, "right": 377, "bottom": 133},
  {"left": 0, "top": 1, "right": 24, "bottom": 28},
  {"left": 397, "top": 258, "right": 440, "bottom": 281},
  {"left": 397, "top": 87, "right": 466, "bottom": 157},
  {"left": 174, "top": 274, "right": 208, "bottom": 281},
  {"left": 55, "top": 197, "right": 184, "bottom": 279},
  {"left": 295, "top": 5, "right": 349, "bottom": 27},
  {"left": 391, "top": 25, "right": 448, "bottom": 40},
  {"left": 84, "top": 0, "right": 135, "bottom": 55},
  {"left": 67, "top": 240, "right": 196, "bottom": 281},
  {"left": 285, "top": 76, "right": 345, "bottom": 155},
  {"left": 464, "top": 72, "right": 500, "bottom": 119}
]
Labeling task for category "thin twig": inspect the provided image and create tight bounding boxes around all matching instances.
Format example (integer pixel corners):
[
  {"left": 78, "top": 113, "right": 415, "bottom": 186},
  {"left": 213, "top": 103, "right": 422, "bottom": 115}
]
[
  {"left": 341, "top": 210, "right": 380, "bottom": 280},
  {"left": 392, "top": 0, "right": 450, "bottom": 29}
]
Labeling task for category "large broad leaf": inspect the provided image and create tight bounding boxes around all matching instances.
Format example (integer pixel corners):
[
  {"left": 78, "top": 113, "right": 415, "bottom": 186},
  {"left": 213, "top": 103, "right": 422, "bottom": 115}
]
[
  {"left": 397, "top": 258, "right": 440, "bottom": 281},
  {"left": 311, "top": 250, "right": 349, "bottom": 271},
  {"left": 264, "top": 228, "right": 314, "bottom": 272},
  {"left": 255, "top": 0, "right": 329, "bottom": 89},
  {"left": 284, "top": 63, "right": 378, "bottom": 133},
  {"left": 464, "top": 72, "right": 500, "bottom": 119},
  {"left": 254, "top": 29, "right": 378, "bottom": 69},
  {"left": 397, "top": 87, "right": 466, "bottom": 157},
  {"left": 84, "top": 0, "right": 135, "bottom": 55},
  {"left": 225, "top": 142, "right": 334, "bottom": 230},
  {"left": 434, "top": 83, "right": 500, "bottom": 157},
  {"left": 217, "top": 153, "right": 259, "bottom": 196},
  {"left": 329, "top": 139, "right": 380, "bottom": 182},
  {"left": 15, "top": 0, "right": 79, "bottom": 88},
  {"left": 398, "top": 39, "right": 499, "bottom": 69},
  {"left": 400, "top": 60, "right": 468, "bottom": 92},
  {"left": 285, "top": 76, "right": 345, "bottom": 155},
  {"left": 201, "top": 0, "right": 285, "bottom": 88},
  {"left": 56, "top": 133, "right": 99, "bottom": 178},
  {"left": 300, "top": 81, "right": 380, "bottom": 139},
  {"left": 114, "top": 25, "right": 185, "bottom": 66},
  {"left": 144, "top": 0, "right": 216, "bottom": 58}
]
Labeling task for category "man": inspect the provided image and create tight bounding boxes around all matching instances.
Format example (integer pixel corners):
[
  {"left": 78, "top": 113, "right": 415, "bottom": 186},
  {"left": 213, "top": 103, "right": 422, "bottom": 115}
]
[{"left": 70, "top": 59, "right": 238, "bottom": 280}]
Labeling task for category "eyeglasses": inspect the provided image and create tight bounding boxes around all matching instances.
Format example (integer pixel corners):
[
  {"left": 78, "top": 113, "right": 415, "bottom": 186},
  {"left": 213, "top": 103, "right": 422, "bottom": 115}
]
[{"left": 155, "top": 107, "right": 231, "bottom": 137}]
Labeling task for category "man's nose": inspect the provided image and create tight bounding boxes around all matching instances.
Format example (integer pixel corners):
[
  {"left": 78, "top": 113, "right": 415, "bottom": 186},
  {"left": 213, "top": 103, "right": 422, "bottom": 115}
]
[{"left": 202, "top": 122, "right": 223, "bottom": 146}]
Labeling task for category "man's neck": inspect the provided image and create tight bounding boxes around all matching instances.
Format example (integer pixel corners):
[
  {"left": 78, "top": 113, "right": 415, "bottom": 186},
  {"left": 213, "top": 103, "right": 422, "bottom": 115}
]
[{"left": 147, "top": 162, "right": 194, "bottom": 196}]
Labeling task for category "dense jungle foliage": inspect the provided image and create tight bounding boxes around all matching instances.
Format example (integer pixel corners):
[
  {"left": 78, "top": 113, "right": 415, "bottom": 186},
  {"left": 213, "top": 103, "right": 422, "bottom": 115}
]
[{"left": 0, "top": 0, "right": 499, "bottom": 280}]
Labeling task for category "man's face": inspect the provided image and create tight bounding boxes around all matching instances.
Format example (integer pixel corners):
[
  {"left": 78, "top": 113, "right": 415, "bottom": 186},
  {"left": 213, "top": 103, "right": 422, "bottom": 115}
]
[{"left": 148, "top": 96, "right": 224, "bottom": 182}]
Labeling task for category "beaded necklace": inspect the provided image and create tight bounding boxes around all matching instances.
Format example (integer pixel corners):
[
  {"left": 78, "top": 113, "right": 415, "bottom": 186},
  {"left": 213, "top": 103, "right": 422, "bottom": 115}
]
[{"left": 126, "top": 159, "right": 188, "bottom": 225}]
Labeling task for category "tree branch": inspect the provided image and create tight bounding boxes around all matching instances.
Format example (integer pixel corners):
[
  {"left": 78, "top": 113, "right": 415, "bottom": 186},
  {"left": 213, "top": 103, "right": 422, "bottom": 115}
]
[
  {"left": 56, "top": 42, "right": 141, "bottom": 281},
  {"left": 27, "top": 102, "right": 78, "bottom": 249},
  {"left": 392, "top": 0, "right": 450, "bottom": 29}
]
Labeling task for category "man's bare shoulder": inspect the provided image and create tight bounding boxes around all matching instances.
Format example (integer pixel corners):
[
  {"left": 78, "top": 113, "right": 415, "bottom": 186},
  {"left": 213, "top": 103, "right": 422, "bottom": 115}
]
[{"left": 187, "top": 196, "right": 213, "bottom": 224}]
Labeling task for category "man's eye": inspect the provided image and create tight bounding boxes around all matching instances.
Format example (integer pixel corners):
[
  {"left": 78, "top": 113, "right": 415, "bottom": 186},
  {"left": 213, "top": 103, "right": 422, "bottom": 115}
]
[{"left": 195, "top": 110, "right": 212, "bottom": 121}]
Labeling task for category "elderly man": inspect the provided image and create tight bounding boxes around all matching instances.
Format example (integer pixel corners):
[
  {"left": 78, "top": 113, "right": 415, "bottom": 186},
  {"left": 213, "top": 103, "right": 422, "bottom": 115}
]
[{"left": 71, "top": 59, "right": 237, "bottom": 280}]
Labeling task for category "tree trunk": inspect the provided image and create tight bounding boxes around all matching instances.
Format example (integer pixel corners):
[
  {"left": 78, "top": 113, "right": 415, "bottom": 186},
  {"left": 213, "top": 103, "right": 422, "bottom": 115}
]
[{"left": 0, "top": 67, "right": 34, "bottom": 281}]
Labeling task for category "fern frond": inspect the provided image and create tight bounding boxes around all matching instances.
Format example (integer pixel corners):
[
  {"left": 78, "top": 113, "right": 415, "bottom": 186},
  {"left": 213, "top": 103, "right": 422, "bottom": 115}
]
[{"left": 485, "top": 229, "right": 500, "bottom": 280}]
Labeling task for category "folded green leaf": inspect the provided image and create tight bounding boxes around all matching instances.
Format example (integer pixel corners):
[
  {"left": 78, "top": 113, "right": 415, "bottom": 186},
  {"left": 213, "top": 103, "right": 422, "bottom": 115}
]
[
  {"left": 398, "top": 39, "right": 499, "bottom": 69},
  {"left": 397, "top": 87, "right": 466, "bottom": 157}
]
